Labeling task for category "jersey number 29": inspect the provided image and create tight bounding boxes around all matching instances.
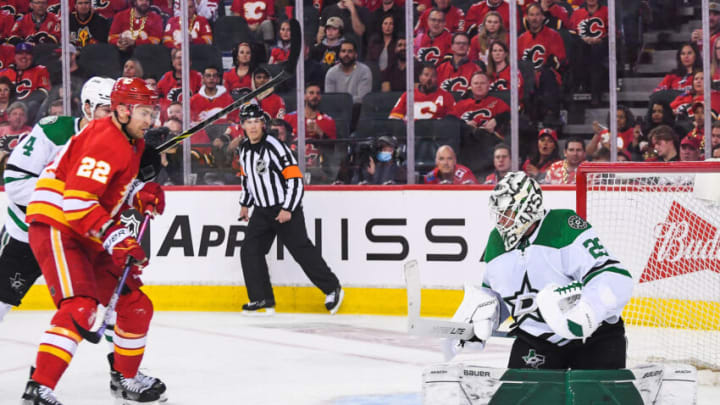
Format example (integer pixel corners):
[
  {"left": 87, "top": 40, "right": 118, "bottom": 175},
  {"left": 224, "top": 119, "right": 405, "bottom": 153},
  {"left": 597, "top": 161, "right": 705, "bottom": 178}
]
[{"left": 77, "top": 157, "right": 111, "bottom": 184}]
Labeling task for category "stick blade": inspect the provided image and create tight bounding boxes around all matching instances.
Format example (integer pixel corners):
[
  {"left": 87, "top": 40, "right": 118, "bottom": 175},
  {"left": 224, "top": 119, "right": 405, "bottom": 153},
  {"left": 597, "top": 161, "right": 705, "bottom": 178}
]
[
  {"left": 71, "top": 316, "right": 102, "bottom": 344},
  {"left": 283, "top": 19, "right": 302, "bottom": 75}
]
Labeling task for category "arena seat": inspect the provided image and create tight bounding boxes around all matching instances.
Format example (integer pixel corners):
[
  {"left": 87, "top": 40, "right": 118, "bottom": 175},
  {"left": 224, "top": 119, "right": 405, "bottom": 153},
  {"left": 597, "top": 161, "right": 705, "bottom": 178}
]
[
  {"left": 358, "top": 92, "right": 403, "bottom": 121},
  {"left": 190, "top": 44, "right": 223, "bottom": 73},
  {"left": 132, "top": 44, "right": 171, "bottom": 81},
  {"left": 213, "top": 16, "right": 253, "bottom": 52},
  {"left": 77, "top": 43, "right": 122, "bottom": 78}
]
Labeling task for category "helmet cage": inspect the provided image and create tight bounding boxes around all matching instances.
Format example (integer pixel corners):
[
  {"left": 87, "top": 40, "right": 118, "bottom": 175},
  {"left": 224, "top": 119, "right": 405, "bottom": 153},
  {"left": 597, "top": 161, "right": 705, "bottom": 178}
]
[{"left": 489, "top": 172, "right": 544, "bottom": 250}]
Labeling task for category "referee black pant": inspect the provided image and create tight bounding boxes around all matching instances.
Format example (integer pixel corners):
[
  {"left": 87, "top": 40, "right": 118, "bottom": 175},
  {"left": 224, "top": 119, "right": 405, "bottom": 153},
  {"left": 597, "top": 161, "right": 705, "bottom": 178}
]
[{"left": 241, "top": 205, "right": 340, "bottom": 304}]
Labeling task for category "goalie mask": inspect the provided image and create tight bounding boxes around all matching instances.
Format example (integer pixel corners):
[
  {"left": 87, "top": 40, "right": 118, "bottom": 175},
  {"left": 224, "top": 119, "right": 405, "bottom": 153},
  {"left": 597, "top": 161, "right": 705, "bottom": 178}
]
[{"left": 489, "top": 172, "right": 544, "bottom": 250}]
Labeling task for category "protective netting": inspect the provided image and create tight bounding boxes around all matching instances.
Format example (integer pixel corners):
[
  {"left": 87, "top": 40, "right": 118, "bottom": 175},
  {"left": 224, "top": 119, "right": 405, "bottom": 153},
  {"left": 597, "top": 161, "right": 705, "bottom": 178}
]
[{"left": 584, "top": 171, "right": 720, "bottom": 371}]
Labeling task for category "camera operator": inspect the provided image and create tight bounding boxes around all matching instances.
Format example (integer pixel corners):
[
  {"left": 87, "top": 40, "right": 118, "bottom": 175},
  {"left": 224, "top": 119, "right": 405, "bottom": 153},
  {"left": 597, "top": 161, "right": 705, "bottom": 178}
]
[{"left": 335, "top": 136, "right": 406, "bottom": 185}]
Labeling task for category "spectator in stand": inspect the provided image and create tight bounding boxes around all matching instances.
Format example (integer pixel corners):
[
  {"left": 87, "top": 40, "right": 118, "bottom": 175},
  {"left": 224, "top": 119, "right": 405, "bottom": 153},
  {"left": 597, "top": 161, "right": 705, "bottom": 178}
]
[
  {"left": 339, "top": 135, "right": 406, "bottom": 185},
  {"left": 269, "top": 20, "right": 292, "bottom": 64},
  {"left": 569, "top": 0, "right": 609, "bottom": 106},
  {"left": 0, "top": 77, "right": 14, "bottom": 125},
  {"left": 389, "top": 63, "right": 455, "bottom": 120},
  {"left": 437, "top": 32, "right": 484, "bottom": 94},
  {"left": 268, "top": 118, "right": 291, "bottom": 143},
  {"left": 0, "top": 102, "right": 31, "bottom": 145},
  {"left": 712, "top": 36, "right": 720, "bottom": 88},
  {"left": 284, "top": 83, "right": 337, "bottom": 169},
  {"left": 312, "top": 17, "right": 345, "bottom": 72},
  {"left": 162, "top": 0, "right": 212, "bottom": 49},
  {"left": 712, "top": 121, "right": 720, "bottom": 151},
  {"left": 544, "top": 137, "right": 586, "bottom": 184},
  {"left": 190, "top": 65, "right": 237, "bottom": 144},
  {"left": 0, "top": 43, "right": 13, "bottom": 70},
  {"left": 158, "top": 47, "right": 203, "bottom": 105},
  {"left": 46, "top": 98, "right": 62, "bottom": 116},
  {"left": 518, "top": 3, "right": 566, "bottom": 126},
  {"left": 469, "top": 11, "right": 508, "bottom": 65},
  {"left": 414, "top": 0, "right": 465, "bottom": 35},
  {"left": 159, "top": 117, "right": 184, "bottom": 185},
  {"left": 122, "top": 58, "right": 144, "bottom": 78},
  {"left": 691, "top": 1, "right": 720, "bottom": 52},
  {"left": 535, "top": 0, "right": 571, "bottom": 30},
  {"left": 423, "top": 145, "right": 477, "bottom": 185},
  {"left": 368, "top": 0, "right": 404, "bottom": 38},
  {"left": 0, "top": 10, "right": 14, "bottom": 40},
  {"left": 86, "top": 0, "right": 130, "bottom": 20},
  {"left": 317, "top": 0, "right": 369, "bottom": 47},
  {"left": 522, "top": 128, "right": 561, "bottom": 181},
  {"left": 381, "top": 37, "right": 407, "bottom": 92},
  {"left": 108, "top": 0, "right": 163, "bottom": 52},
  {"left": 415, "top": 8, "right": 452, "bottom": 65},
  {"left": 144, "top": 76, "right": 157, "bottom": 90},
  {"left": 69, "top": 0, "right": 110, "bottom": 48},
  {"left": 366, "top": 15, "right": 398, "bottom": 72},
  {"left": 642, "top": 102, "right": 675, "bottom": 135},
  {"left": 224, "top": 42, "right": 254, "bottom": 94},
  {"left": 680, "top": 132, "right": 704, "bottom": 162},
  {"left": 230, "top": 0, "right": 275, "bottom": 43},
  {"left": 8, "top": 0, "right": 61, "bottom": 44},
  {"left": 166, "top": 101, "right": 182, "bottom": 121},
  {"left": 451, "top": 71, "right": 510, "bottom": 139},
  {"left": 177, "top": 0, "right": 220, "bottom": 23},
  {"left": 483, "top": 143, "right": 511, "bottom": 184},
  {"left": 653, "top": 42, "right": 701, "bottom": 94},
  {"left": 586, "top": 106, "right": 638, "bottom": 156},
  {"left": 252, "top": 65, "right": 286, "bottom": 120},
  {"left": 648, "top": 125, "right": 679, "bottom": 162},
  {"left": 325, "top": 40, "right": 372, "bottom": 104},
  {"left": 0, "top": 42, "right": 50, "bottom": 103},
  {"left": 670, "top": 71, "right": 720, "bottom": 133},
  {"left": 466, "top": 0, "right": 521, "bottom": 37},
  {"left": 486, "top": 41, "right": 524, "bottom": 101}
]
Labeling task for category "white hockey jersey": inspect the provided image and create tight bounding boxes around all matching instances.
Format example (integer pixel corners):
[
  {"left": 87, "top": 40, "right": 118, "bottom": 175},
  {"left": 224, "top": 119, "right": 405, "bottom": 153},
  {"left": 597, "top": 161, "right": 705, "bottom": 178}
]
[
  {"left": 3, "top": 116, "right": 81, "bottom": 242},
  {"left": 482, "top": 209, "right": 633, "bottom": 346}
]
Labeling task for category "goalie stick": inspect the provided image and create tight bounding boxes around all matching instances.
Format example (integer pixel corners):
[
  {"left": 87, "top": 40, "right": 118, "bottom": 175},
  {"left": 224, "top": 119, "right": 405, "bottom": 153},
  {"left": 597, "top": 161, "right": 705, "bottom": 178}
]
[
  {"left": 404, "top": 260, "right": 475, "bottom": 340},
  {"left": 155, "top": 18, "right": 302, "bottom": 153},
  {"left": 72, "top": 213, "right": 152, "bottom": 344}
]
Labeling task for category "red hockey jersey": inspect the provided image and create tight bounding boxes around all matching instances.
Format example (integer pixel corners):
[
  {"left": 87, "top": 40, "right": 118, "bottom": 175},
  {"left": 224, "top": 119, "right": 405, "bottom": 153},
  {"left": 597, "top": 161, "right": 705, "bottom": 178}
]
[
  {"left": 389, "top": 88, "right": 456, "bottom": 120},
  {"left": 162, "top": 15, "right": 213, "bottom": 48},
  {"left": 9, "top": 12, "right": 61, "bottom": 43},
  {"left": 414, "top": 29, "right": 452, "bottom": 65},
  {"left": 0, "top": 44, "right": 14, "bottom": 70},
  {"left": 451, "top": 95, "right": 509, "bottom": 126},
  {"left": 258, "top": 93, "right": 286, "bottom": 120},
  {"left": 157, "top": 69, "right": 202, "bottom": 102},
  {"left": 655, "top": 73, "right": 693, "bottom": 93},
  {"left": 284, "top": 111, "right": 336, "bottom": 139},
  {"left": 437, "top": 58, "right": 483, "bottom": 93},
  {"left": 222, "top": 68, "right": 253, "bottom": 93},
  {"left": 88, "top": 0, "right": 129, "bottom": 20},
  {"left": 414, "top": 6, "right": 465, "bottom": 35},
  {"left": 269, "top": 45, "right": 290, "bottom": 64},
  {"left": 423, "top": 164, "right": 477, "bottom": 184},
  {"left": 0, "top": 10, "right": 14, "bottom": 40},
  {"left": 0, "top": 64, "right": 51, "bottom": 99},
  {"left": 26, "top": 116, "right": 145, "bottom": 247},
  {"left": 231, "top": 0, "right": 275, "bottom": 25},
  {"left": 490, "top": 64, "right": 524, "bottom": 101},
  {"left": 518, "top": 26, "right": 566, "bottom": 71},
  {"left": 465, "top": 1, "right": 522, "bottom": 34},
  {"left": 108, "top": 8, "right": 163, "bottom": 46},
  {"left": 569, "top": 5, "right": 608, "bottom": 40}
]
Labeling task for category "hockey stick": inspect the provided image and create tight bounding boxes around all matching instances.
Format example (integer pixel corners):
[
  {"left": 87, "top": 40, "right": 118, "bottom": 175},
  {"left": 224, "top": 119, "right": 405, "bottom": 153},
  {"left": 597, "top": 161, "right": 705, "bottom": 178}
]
[
  {"left": 155, "top": 18, "right": 302, "bottom": 153},
  {"left": 404, "top": 260, "right": 475, "bottom": 340},
  {"left": 72, "top": 213, "right": 152, "bottom": 344}
]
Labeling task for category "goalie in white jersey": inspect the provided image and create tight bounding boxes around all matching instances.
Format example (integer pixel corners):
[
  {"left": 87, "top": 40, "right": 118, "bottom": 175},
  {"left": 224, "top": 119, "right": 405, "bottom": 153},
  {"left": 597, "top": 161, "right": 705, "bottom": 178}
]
[
  {"left": 0, "top": 76, "right": 115, "bottom": 321},
  {"left": 450, "top": 171, "right": 634, "bottom": 369}
]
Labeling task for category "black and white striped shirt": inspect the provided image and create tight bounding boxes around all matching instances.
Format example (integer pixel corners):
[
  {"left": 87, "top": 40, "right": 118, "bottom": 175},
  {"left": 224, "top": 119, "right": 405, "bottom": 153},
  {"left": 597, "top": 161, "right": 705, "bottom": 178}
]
[{"left": 238, "top": 134, "right": 304, "bottom": 211}]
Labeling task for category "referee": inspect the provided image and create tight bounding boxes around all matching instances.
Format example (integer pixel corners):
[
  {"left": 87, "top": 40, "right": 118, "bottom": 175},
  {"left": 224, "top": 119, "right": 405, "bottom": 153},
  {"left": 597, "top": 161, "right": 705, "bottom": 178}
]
[{"left": 237, "top": 104, "right": 343, "bottom": 316}]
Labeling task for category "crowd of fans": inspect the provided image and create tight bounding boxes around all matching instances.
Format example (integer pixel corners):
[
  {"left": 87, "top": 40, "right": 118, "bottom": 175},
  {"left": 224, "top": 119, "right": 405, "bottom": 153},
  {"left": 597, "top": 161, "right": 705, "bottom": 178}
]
[{"left": 0, "top": 0, "right": 716, "bottom": 186}]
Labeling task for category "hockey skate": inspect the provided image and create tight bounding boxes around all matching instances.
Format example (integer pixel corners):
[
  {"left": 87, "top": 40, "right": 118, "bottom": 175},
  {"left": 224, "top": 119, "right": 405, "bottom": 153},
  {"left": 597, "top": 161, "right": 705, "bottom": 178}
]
[
  {"left": 325, "top": 286, "right": 344, "bottom": 315},
  {"left": 241, "top": 299, "right": 275, "bottom": 316},
  {"left": 21, "top": 380, "right": 64, "bottom": 405},
  {"left": 109, "top": 353, "right": 167, "bottom": 403}
]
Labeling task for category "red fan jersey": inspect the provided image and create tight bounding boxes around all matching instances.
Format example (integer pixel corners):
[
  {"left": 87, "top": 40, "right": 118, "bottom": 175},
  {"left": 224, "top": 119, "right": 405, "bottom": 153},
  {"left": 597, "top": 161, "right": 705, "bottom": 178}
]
[
  {"left": 569, "top": 5, "right": 608, "bottom": 40},
  {"left": 88, "top": 0, "right": 129, "bottom": 20},
  {"left": 258, "top": 93, "right": 286, "bottom": 120},
  {"left": 490, "top": 64, "right": 524, "bottom": 101},
  {"left": 389, "top": 88, "right": 456, "bottom": 120},
  {"left": 9, "top": 12, "right": 61, "bottom": 43},
  {"left": 544, "top": 160, "right": 577, "bottom": 184},
  {"left": 451, "top": 95, "right": 509, "bottom": 127},
  {"left": 518, "top": 26, "right": 566, "bottom": 71},
  {"left": 414, "top": 6, "right": 465, "bottom": 35},
  {"left": 670, "top": 91, "right": 720, "bottom": 119},
  {"left": 230, "top": 0, "right": 275, "bottom": 25},
  {"left": 222, "top": 68, "right": 253, "bottom": 93},
  {"left": 157, "top": 69, "right": 202, "bottom": 102},
  {"left": 0, "top": 65, "right": 51, "bottom": 100},
  {"left": 284, "top": 112, "right": 337, "bottom": 139},
  {"left": 0, "top": 0, "right": 26, "bottom": 16},
  {"left": 414, "top": 29, "right": 452, "bottom": 65},
  {"left": 655, "top": 73, "right": 693, "bottom": 93},
  {"left": 0, "top": 44, "right": 14, "bottom": 70},
  {"left": 189, "top": 86, "right": 237, "bottom": 144},
  {"left": 437, "top": 59, "right": 483, "bottom": 93},
  {"left": 466, "top": 1, "right": 522, "bottom": 34},
  {"left": 162, "top": 15, "right": 213, "bottom": 48},
  {"left": 108, "top": 8, "right": 163, "bottom": 46},
  {"left": 269, "top": 45, "right": 290, "bottom": 64},
  {"left": 26, "top": 116, "right": 145, "bottom": 246},
  {"left": 423, "top": 164, "right": 478, "bottom": 184},
  {"left": 0, "top": 10, "right": 14, "bottom": 39}
]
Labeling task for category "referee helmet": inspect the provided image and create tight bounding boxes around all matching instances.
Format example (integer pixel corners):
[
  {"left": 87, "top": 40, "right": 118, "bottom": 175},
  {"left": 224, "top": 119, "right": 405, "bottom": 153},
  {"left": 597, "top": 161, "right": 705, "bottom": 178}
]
[{"left": 240, "top": 103, "right": 265, "bottom": 123}]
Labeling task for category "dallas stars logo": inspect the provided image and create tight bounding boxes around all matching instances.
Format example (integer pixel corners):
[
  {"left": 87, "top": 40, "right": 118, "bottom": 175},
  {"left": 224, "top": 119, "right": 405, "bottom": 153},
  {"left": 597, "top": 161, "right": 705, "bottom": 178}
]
[
  {"left": 10, "top": 273, "right": 25, "bottom": 292},
  {"left": 503, "top": 273, "right": 544, "bottom": 328},
  {"left": 522, "top": 349, "right": 545, "bottom": 368}
]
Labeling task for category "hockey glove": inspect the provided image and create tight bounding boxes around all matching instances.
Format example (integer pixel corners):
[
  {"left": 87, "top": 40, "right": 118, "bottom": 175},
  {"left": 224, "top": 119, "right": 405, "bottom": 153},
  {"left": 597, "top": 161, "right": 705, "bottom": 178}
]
[
  {"left": 536, "top": 282, "right": 599, "bottom": 342},
  {"left": 443, "top": 284, "right": 500, "bottom": 360},
  {"left": 133, "top": 181, "right": 165, "bottom": 216},
  {"left": 102, "top": 223, "right": 147, "bottom": 268}
]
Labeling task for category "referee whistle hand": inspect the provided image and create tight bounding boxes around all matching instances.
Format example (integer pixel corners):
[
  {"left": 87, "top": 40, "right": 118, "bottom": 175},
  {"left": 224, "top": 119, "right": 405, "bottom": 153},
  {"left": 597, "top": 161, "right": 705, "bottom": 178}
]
[
  {"left": 238, "top": 206, "right": 249, "bottom": 222},
  {"left": 276, "top": 209, "right": 292, "bottom": 223}
]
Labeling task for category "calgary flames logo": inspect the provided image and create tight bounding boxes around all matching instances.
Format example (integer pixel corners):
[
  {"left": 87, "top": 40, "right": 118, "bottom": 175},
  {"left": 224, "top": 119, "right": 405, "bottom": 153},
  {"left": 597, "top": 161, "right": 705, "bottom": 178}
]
[
  {"left": 441, "top": 76, "right": 468, "bottom": 92},
  {"left": 417, "top": 47, "right": 441, "bottom": 64},
  {"left": 578, "top": 17, "right": 605, "bottom": 39},
  {"left": 490, "top": 79, "right": 508, "bottom": 92},
  {"left": 15, "top": 78, "right": 33, "bottom": 100},
  {"left": 460, "top": 108, "right": 492, "bottom": 123},
  {"left": 522, "top": 45, "right": 546, "bottom": 70}
]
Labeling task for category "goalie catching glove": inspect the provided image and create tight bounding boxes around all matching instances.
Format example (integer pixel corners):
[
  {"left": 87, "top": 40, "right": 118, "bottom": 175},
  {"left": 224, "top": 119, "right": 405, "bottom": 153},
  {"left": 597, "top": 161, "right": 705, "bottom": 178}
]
[
  {"left": 443, "top": 284, "right": 500, "bottom": 360},
  {"left": 536, "top": 282, "right": 599, "bottom": 342}
]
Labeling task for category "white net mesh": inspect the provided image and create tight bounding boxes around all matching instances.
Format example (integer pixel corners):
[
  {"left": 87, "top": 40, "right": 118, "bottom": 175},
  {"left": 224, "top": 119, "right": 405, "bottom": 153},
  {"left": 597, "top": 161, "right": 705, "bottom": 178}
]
[{"left": 584, "top": 169, "right": 720, "bottom": 371}]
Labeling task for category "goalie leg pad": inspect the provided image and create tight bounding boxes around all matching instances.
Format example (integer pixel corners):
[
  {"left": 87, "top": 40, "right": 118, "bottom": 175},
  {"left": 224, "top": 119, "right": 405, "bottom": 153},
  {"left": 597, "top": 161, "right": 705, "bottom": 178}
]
[
  {"left": 631, "top": 363, "right": 697, "bottom": 405},
  {"left": 422, "top": 363, "right": 504, "bottom": 405}
]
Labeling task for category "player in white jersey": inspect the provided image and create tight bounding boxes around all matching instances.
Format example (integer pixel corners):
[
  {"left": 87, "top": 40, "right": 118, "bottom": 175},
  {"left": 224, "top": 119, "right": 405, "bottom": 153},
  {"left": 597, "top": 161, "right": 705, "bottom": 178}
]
[
  {"left": 448, "top": 171, "right": 634, "bottom": 369},
  {"left": 0, "top": 76, "right": 115, "bottom": 321}
]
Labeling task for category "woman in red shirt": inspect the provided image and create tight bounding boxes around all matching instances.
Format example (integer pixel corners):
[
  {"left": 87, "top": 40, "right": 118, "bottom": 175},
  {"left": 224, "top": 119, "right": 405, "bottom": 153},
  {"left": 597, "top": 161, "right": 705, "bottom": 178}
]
[
  {"left": 223, "top": 42, "right": 254, "bottom": 93},
  {"left": 522, "top": 128, "right": 561, "bottom": 181}
]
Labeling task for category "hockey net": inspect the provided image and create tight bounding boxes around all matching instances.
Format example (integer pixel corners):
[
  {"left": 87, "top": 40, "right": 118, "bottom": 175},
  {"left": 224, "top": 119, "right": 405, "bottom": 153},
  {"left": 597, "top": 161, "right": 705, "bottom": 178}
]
[{"left": 577, "top": 162, "right": 720, "bottom": 372}]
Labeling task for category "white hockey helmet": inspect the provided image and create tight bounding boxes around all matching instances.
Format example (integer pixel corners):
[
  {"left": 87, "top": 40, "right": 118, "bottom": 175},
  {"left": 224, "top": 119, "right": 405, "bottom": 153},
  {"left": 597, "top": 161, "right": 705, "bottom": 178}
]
[
  {"left": 80, "top": 76, "right": 115, "bottom": 120},
  {"left": 488, "top": 171, "right": 544, "bottom": 250}
]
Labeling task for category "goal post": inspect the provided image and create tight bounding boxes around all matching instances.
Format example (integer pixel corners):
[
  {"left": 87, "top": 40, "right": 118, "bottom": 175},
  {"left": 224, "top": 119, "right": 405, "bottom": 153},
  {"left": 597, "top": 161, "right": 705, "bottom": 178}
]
[{"left": 576, "top": 161, "right": 720, "bottom": 371}]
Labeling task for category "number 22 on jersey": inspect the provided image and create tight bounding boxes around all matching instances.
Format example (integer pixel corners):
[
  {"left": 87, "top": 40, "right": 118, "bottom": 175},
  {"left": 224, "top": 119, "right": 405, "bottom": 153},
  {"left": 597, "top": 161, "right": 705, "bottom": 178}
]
[{"left": 76, "top": 156, "right": 111, "bottom": 184}]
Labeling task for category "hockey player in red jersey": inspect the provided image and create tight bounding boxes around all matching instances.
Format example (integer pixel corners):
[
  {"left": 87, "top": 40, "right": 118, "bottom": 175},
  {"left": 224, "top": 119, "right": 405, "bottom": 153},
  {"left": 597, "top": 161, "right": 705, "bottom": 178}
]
[
  {"left": 21, "top": 77, "right": 167, "bottom": 405},
  {"left": 389, "top": 63, "right": 455, "bottom": 120}
]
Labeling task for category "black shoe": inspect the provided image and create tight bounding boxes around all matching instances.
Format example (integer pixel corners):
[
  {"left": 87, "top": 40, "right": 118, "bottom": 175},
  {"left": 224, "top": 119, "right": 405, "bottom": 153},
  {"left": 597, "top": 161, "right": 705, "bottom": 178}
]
[
  {"left": 109, "top": 353, "right": 168, "bottom": 402},
  {"left": 242, "top": 299, "right": 275, "bottom": 316},
  {"left": 21, "top": 380, "right": 63, "bottom": 405},
  {"left": 324, "top": 286, "right": 344, "bottom": 315}
]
